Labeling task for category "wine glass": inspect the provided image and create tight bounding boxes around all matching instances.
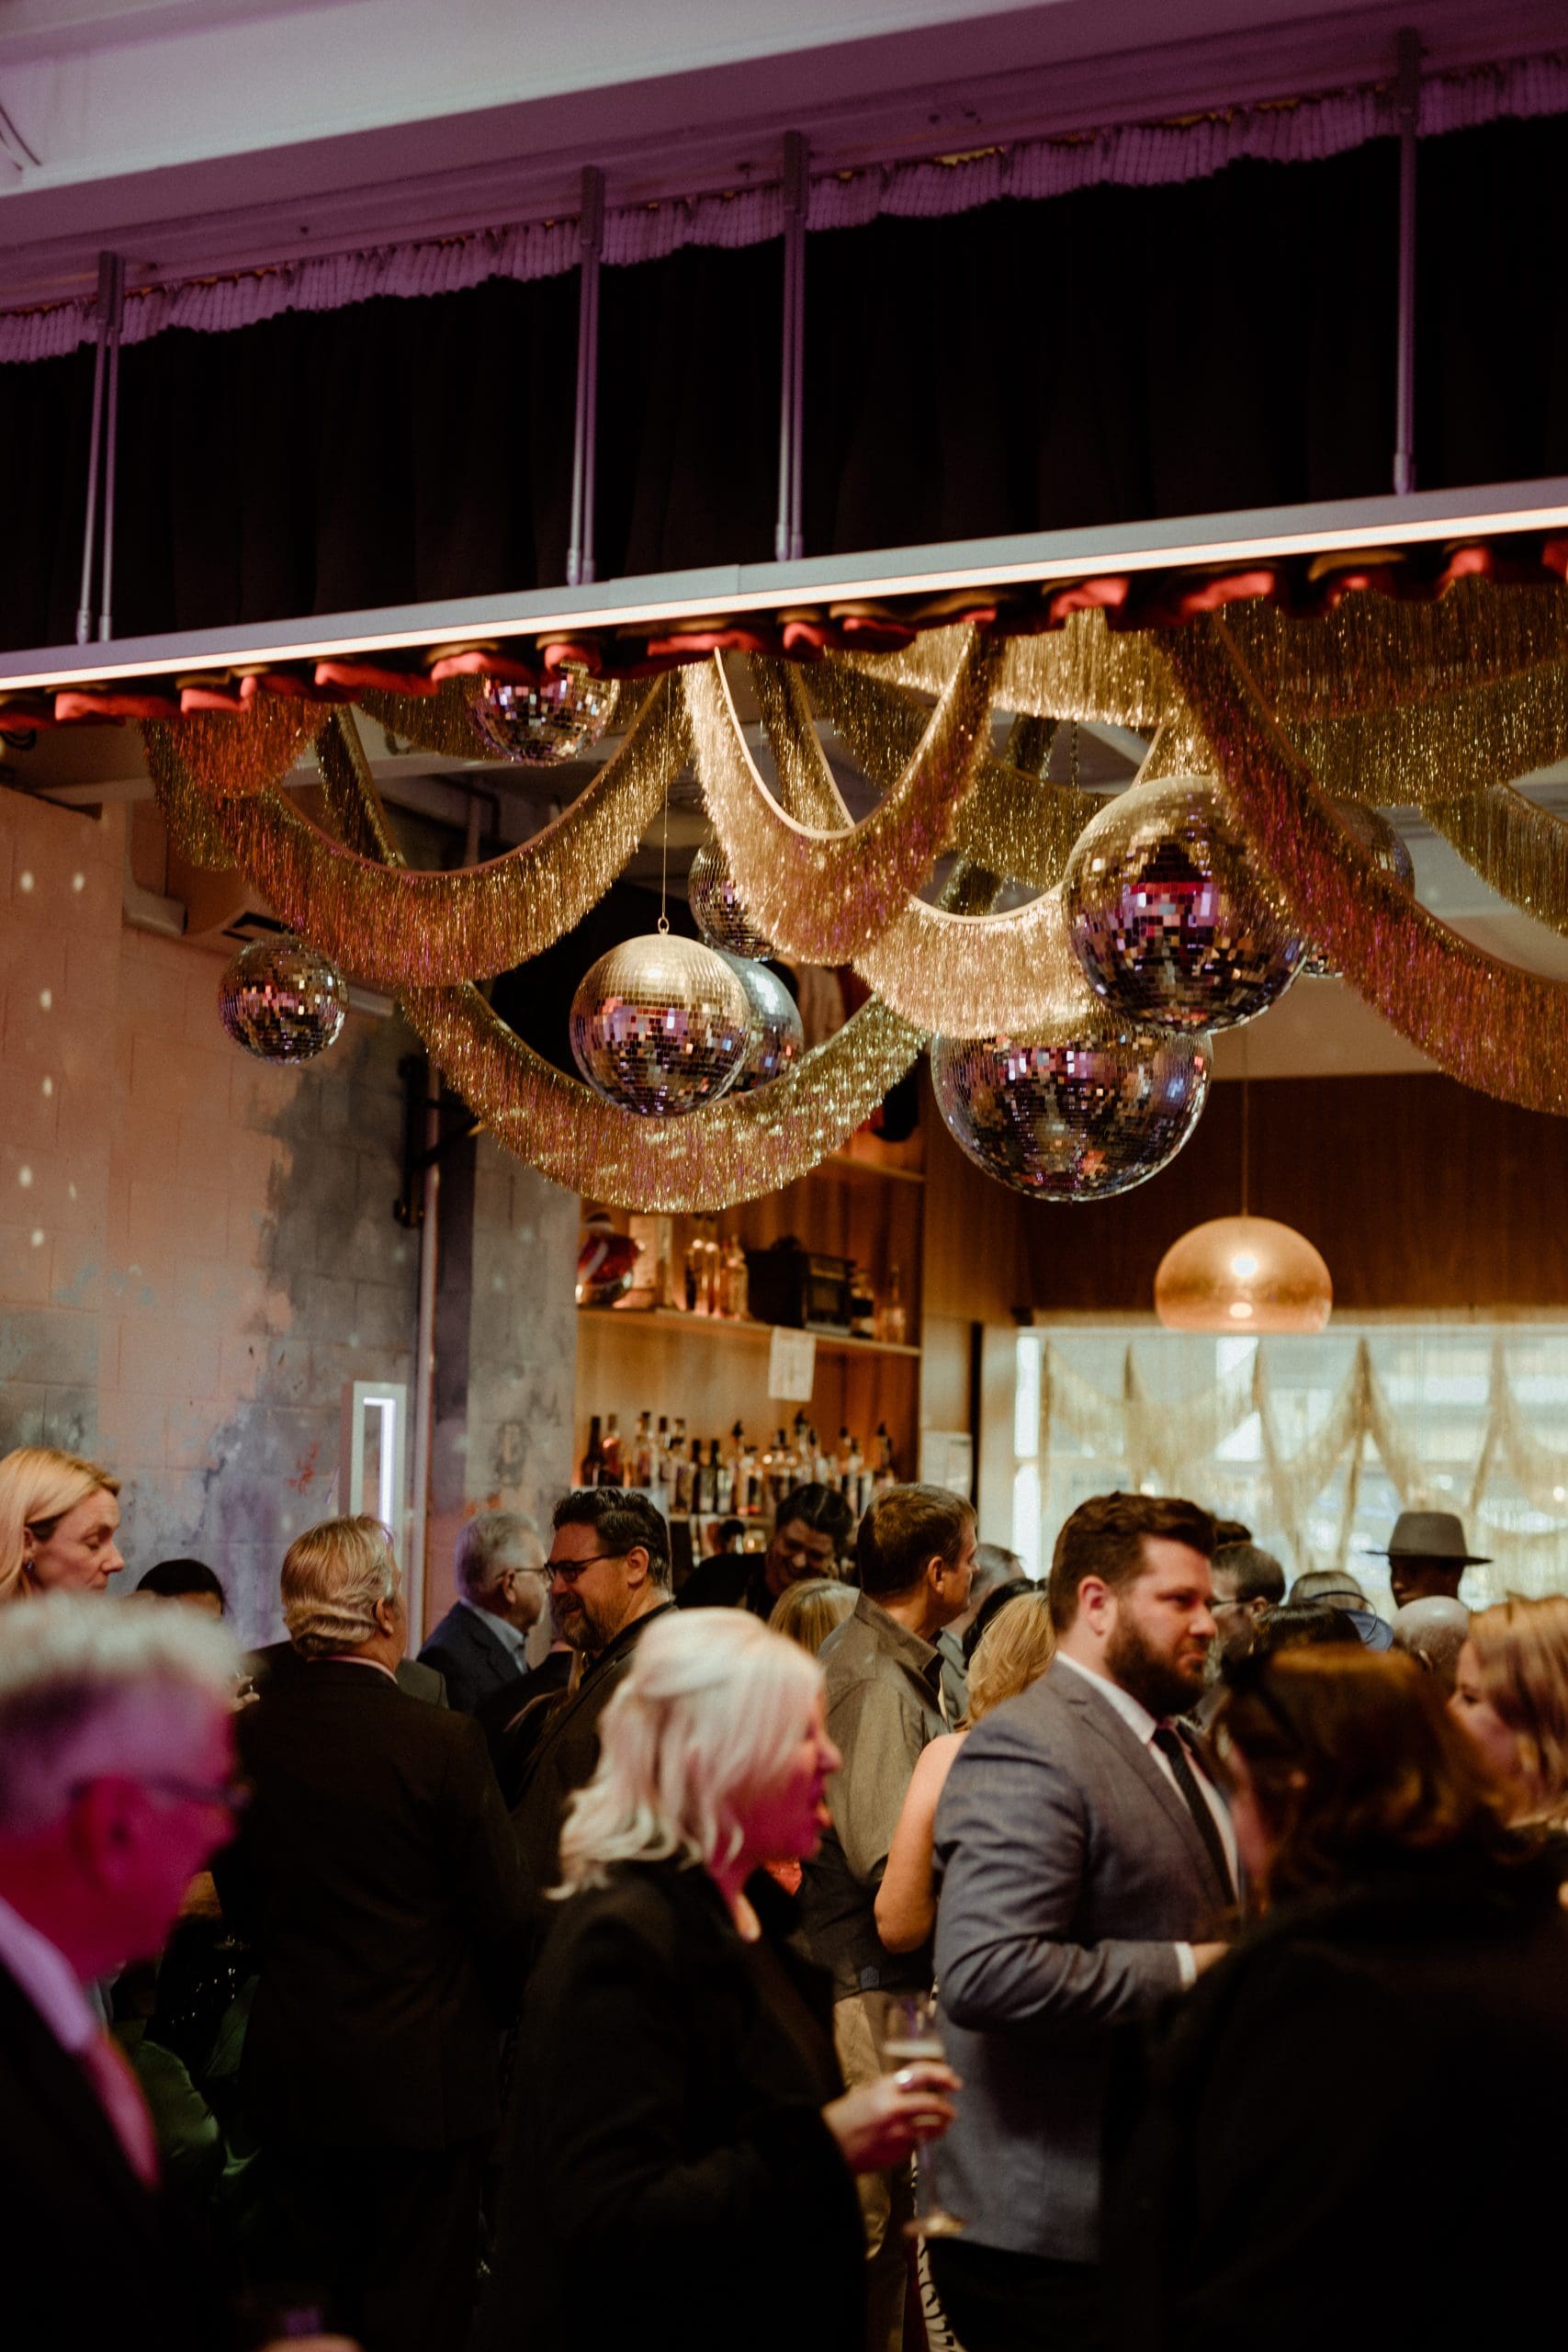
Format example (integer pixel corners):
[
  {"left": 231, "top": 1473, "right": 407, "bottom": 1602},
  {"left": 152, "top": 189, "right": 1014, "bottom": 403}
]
[{"left": 878, "top": 1990, "right": 965, "bottom": 2241}]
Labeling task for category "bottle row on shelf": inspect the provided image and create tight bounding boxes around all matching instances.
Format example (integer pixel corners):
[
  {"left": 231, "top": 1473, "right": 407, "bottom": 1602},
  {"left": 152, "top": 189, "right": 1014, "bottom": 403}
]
[
  {"left": 580, "top": 1408, "right": 900, "bottom": 1519},
  {"left": 580, "top": 1212, "right": 908, "bottom": 1342}
]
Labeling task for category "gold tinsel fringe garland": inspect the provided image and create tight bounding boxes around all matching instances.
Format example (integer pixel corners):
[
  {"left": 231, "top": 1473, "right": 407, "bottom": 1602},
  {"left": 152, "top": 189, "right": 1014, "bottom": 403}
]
[
  {"left": 685, "top": 631, "right": 1004, "bottom": 964},
  {"left": 194, "top": 680, "right": 684, "bottom": 987},
  {"left": 1225, "top": 578, "right": 1568, "bottom": 718},
  {"left": 856, "top": 612, "right": 1179, "bottom": 729},
  {"left": 1293, "top": 657, "right": 1568, "bottom": 808},
  {"left": 1425, "top": 786, "right": 1568, "bottom": 942},
  {"left": 807, "top": 660, "right": 1088, "bottom": 890},
  {"left": 1167, "top": 618, "right": 1568, "bottom": 1117},
  {"left": 751, "top": 647, "right": 1090, "bottom": 1035}
]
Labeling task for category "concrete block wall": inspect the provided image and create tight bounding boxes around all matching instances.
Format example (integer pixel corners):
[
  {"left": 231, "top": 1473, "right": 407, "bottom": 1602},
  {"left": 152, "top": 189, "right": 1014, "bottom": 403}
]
[{"left": 0, "top": 784, "right": 577, "bottom": 1645}]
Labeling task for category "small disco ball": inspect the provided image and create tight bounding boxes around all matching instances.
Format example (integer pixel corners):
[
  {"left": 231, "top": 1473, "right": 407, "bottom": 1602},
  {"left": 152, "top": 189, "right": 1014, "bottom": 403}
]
[
  {"left": 722, "top": 954, "right": 806, "bottom": 1093},
  {"left": 687, "top": 840, "right": 774, "bottom": 959},
  {"left": 931, "top": 1015, "right": 1211, "bottom": 1201},
  {"left": 1064, "top": 777, "right": 1307, "bottom": 1032},
  {"left": 468, "top": 662, "right": 618, "bottom": 765},
  {"left": 1303, "top": 802, "right": 1416, "bottom": 978},
  {"left": 218, "top": 935, "right": 347, "bottom": 1064},
  {"left": 570, "top": 933, "right": 753, "bottom": 1116}
]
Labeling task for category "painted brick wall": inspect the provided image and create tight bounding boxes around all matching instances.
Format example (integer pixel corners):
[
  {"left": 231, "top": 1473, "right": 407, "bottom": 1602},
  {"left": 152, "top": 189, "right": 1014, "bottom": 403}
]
[{"left": 0, "top": 786, "right": 577, "bottom": 1645}]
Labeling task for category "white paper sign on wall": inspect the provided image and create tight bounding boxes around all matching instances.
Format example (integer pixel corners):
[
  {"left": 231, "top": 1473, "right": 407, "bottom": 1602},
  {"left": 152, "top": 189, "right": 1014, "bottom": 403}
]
[{"left": 767, "top": 1326, "right": 817, "bottom": 1402}]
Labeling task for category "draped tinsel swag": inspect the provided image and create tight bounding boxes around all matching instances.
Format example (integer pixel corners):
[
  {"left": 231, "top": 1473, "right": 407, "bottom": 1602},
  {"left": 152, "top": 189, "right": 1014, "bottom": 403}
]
[{"left": 146, "top": 576, "right": 1568, "bottom": 1209}]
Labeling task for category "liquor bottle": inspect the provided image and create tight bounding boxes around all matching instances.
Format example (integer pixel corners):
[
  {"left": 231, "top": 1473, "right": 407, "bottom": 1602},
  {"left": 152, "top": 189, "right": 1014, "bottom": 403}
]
[
  {"left": 881, "top": 1263, "right": 908, "bottom": 1346},
  {"left": 726, "top": 1236, "right": 749, "bottom": 1322},
  {"left": 835, "top": 1428, "right": 854, "bottom": 1497},
  {"left": 600, "top": 1413, "right": 623, "bottom": 1487},
  {"left": 580, "top": 1414, "right": 604, "bottom": 1488},
  {"left": 672, "top": 1419, "right": 694, "bottom": 1515},
  {"left": 873, "top": 1423, "right": 897, "bottom": 1494},
  {"left": 632, "top": 1411, "right": 655, "bottom": 1490},
  {"left": 655, "top": 1414, "right": 671, "bottom": 1490},
  {"left": 844, "top": 1434, "right": 864, "bottom": 1511},
  {"left": 711, "top": 1439, "right": 733, "bottom": 1516},
  {"left": 704, "top": 1221, "right": 723, "bottom": 1317}
]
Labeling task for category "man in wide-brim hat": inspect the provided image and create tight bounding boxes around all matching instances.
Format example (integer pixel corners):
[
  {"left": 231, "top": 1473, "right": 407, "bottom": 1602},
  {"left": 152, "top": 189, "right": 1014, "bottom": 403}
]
[{"left": 1372, "top": 1510, "right": 1491, "bottom": 1609}]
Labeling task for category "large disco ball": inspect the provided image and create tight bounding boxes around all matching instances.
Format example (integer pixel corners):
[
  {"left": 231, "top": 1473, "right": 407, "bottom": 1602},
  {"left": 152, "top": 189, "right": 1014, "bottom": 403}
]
[
  {"left": 1065, "top": 776, "right": 1307, "bottom": 1032},
  {"left": 469, "top": 662, "right": 618, "bottom": 764},
  {"left": 687, "top": 840, "right": 773, "bottom": 958},
  {"left": 1303, "top": 802, "right": 1416, "bottom": 978},
  {"left": 931, "top": 1013, "right": 1212, "bottom": 1200},
  {"left": 570, "top": 933, "right": 753, "bottom": 1115},
  {"left": 219, "top": 935, "right": 347, "bottom": 1064},
  {"left": 722, "top": 954, "right": 806, "bottom": 1093}
]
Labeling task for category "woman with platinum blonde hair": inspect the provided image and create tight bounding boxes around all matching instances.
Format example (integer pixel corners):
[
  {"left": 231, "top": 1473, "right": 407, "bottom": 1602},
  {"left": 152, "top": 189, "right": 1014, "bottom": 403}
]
[
  {"left": 0, "top": 1446, "right": 124, "bottom": 1605},
  {"left": 475, "top": 1610, "right": 958, "bottom": 2352}
]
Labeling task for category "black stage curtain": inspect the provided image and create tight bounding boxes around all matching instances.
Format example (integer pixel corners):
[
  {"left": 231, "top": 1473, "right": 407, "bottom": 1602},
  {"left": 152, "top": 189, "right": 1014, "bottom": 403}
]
[{"left": 0, "top": 115, "right": 1563, "bottom": 652}]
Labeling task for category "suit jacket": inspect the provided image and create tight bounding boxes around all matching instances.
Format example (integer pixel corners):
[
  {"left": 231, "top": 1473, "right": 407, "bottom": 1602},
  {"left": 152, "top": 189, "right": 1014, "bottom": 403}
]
[
  {"left": 510, "top": 1603, "right": 675, "bottom": 1892},
  {"left": 418, "top": 1600, "right": 526, "bottom": 1715},
  {"left": 0, "top": 1960, "right": 213, "bottom": 2351},
  {"left": 220, "top": 1661, "right": 528, "bottom": 2150},
  {"left": 930, "top": 1659, "right": 1229, "bottom": 2262},
  {"left": 1107, "top": 1852, "right": 1568, "bottom": 2350},
  {"left": 247, "top": 1636, "right": 447, "bottom": 1708},
  {"left": 471, "top": 1859, "right": 863, "bottom": 2352}
]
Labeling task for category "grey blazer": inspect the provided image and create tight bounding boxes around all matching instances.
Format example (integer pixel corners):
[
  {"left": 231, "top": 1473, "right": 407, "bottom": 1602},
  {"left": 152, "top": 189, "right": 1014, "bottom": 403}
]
[{"left": 929, "top": 1659, "right": 1231, "bottom": 2263}]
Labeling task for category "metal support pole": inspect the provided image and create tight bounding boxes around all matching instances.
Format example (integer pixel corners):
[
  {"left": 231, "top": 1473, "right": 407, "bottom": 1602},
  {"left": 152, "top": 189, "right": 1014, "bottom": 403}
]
[
  {"left": 1393, "top": 30, "right": 1421, "bottom": 496},
  {"left": 74, "top": 252, "right": 122, "bottom": 646},
  {"left": 97, "top": 252, "right": 126, "bottom": 640},
  {"left": 566, "top": 166, "right": 604, "bottom": 590},
  {"left": 774, "top": 131, "right": 808, "bottom": 563}
]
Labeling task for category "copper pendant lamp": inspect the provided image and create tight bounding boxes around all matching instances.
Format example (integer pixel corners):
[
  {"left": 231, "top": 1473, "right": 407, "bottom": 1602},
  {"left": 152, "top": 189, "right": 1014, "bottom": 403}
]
[{"left": 1154, "top": 1060, "right": 1332, "bottom": 1333}]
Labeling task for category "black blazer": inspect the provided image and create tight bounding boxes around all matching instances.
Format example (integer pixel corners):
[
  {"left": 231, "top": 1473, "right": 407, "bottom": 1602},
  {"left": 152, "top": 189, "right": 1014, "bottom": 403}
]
[
  {"left": 0, "top": 1961, "right": 213, "bottom": 2351},
  {"left": 247, "top": 1637, "right": 448, "bottom": 1707},
  {"left": 472, "top": 1860, "right": 863, "bottom": 2352},
  {"left": 1107, "top": 1849, "right": 1568, "bottom": 2352},
  {"left": 509, "top": 1603, "right": 675, "bottom": 1890},
  {"left": 418, "top": 1600, "right": 525, "bottom": 1715},
  {"left": 220, "top": 1661, "right": 528, "bottom": 2150}
]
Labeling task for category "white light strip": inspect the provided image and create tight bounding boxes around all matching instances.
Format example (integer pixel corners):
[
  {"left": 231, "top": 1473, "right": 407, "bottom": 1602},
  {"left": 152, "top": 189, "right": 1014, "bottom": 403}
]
[{"left": 2, "top": 481, "right": 1565, "bottom": 693}]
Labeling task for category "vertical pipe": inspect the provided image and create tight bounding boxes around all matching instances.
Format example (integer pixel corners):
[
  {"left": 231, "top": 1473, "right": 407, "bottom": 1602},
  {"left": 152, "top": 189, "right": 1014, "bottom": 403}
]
[
  {"left": 407, "top": 1070, "right": 440, "bottom": 1650},
  {"left": 566, "top": 166, "right": 604, "bottom": 590},
  {"left": 74, "top": 252, "right": 118, "bottom": 646},
  {"left": 1392, "top": 29, "right": 1421, "bottom": 497},
  {"left": 774, "top": 131, "right": 808, "bottom": 563},
  {"left": 97, "top": 253, "right": 126, "bottom": 641}
]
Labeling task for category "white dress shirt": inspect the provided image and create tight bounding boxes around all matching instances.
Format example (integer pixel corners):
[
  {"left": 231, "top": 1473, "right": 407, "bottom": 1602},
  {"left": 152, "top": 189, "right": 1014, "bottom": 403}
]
[
  {"left": 0, "top": 1890, "right": 97, "bottom": 2053},
  {"left": 1055, "top": 1651, "right": 1238, "bottom": 1983}
]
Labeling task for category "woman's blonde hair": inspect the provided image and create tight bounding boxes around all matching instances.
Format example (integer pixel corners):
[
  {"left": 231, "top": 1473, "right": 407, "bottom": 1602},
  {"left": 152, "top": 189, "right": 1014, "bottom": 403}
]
[
  {"left": 966, "top": 1589, "right": 1056, "bottom": 1723},
  {"left": 281, "top": 1516, "right": 399, "bottom": 1657},
  {"left": 768, "top": 1576, "right": 856, "bottom": 1657},
  {"left": 1467, "top": 1595, "right": 1568, "bottom": 1828},
  {"left": 556, "top": 1610, "right": 822, "bottom": 1895},
  {"left": 0, "top": 1448, "right": 121, "bottom": 1607}
]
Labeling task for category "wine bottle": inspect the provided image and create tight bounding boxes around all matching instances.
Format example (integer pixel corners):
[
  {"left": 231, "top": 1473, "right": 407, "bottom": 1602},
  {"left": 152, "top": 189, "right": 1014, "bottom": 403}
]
[
  {"left": 600, "top": 1413, "right": 623, "bottom": 1487},
  {"left": 580, "top": 1414, "right": 604, "bottom": 1488}
]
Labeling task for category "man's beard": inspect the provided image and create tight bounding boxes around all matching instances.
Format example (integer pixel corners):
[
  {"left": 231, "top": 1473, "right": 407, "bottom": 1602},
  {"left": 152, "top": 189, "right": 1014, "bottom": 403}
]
[
  {"left": 552, "top": 1594, "right": 609, "bottom": 1654},
  {"left": 1105, "top": 1615, "right": 1208, "bottom": 1722}
]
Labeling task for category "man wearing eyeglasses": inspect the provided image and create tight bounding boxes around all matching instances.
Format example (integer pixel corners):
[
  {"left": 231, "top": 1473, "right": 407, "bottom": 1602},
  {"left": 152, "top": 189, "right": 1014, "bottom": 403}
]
[
  {"left": 509, "top": 1487, "right": 677, "bottom": 1892},
  {"left": 0, "top": 1593, "right": 353, "bottom": 2352}
]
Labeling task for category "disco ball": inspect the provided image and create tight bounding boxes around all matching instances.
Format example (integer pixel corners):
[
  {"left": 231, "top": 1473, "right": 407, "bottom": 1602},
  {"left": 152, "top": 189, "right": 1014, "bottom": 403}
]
[
  {"left": 1303, "top": 802, "right": 1416, "bottom": 978},
  {"left": 931, "top": 1013, "right": 1211, "bottom": 1200},
  {"left": 1065, "top": 776, "right": 1307, "bottom": 1032},
  {"left": 469, "top": 662, "right": 618, "bottom": 764},
  {"left": 570, "top": 933, "right": 753, "bottom": 1115},
  {"left": 218, "top": 935, "right": 347, "bottom": 1064},
  {"left": 687, "top": 840, "right": 773, "bottom": 958},
  {"left": 722, "top": 954, "right": 806, "bottom": 1093}
]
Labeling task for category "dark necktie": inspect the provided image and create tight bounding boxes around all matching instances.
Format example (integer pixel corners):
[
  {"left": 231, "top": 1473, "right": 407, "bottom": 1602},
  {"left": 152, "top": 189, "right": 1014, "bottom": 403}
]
[{"left": 1152, "top": 1724, "right": 1235, "bottom": 1900}]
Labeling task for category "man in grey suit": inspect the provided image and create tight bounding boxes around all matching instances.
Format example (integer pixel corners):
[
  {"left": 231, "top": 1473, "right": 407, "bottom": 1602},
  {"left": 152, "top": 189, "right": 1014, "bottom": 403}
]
[{"left": 929, "top": 1491, "right": 1237, "bottom": 2351}]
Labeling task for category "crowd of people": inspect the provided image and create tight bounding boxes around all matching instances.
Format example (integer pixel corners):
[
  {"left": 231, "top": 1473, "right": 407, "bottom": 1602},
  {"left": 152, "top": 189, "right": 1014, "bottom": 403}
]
[{"left": 2, "top": 1440, "right": 1567, "bottom": 2352}]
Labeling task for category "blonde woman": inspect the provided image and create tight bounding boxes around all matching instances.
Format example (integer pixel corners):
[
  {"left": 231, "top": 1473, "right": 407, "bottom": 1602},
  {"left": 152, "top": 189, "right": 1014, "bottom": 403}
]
[
  {"left": 768, "top": 1574, "right": 857, "bottom": 1656},
  {"left": 0, "top": 1447, "right": 124, "bottom": 1604},
  {"left": 473, "top": 1609, "right": 958, "bottom": 2352},
  {"left": 1450, "top": 1594, "right": 1568, "bottom": 1830},
  {"left": 875, "top": 1589, "right": 1056, "bottom": 1954}
]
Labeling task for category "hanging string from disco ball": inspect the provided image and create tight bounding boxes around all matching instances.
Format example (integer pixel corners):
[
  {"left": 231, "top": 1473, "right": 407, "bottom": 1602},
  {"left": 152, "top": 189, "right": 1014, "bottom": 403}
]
[
  {"left": 1064, "top": 775, "right": 1307, "bottom": 1031},
  {"left": 687, "top": 838, "right": 774, "bottom": 958},
  {"left": 1302, "top": 803, "right": 1416, "bottom": 978},
  {"left": 469, "top": 662, "right": 619, "bottom": 765},
  {"left": 569, "top": 771, "right": 752, "bottom": 1115},
  {"left": 218, "top": 935, "right": 348, "bottom": 1064},
  {"left": 931, "top": 1008, "right": 1212, "bottom": 1200},
  {"left": 722, "top": 954, "right": 806, "bottom": 1093}
]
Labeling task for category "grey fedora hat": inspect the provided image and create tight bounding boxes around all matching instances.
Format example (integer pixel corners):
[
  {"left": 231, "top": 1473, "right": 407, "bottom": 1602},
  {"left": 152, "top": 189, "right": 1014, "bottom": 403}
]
[{"left": 1369, "top": 1510, "right": 1491, "bottom": 1567}]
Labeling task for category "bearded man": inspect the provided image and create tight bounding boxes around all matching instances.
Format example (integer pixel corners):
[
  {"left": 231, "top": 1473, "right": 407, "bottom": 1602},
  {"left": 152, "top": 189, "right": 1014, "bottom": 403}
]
[{"left": 925, "top": 1493, "right": 1238, "bottom": 2352}]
